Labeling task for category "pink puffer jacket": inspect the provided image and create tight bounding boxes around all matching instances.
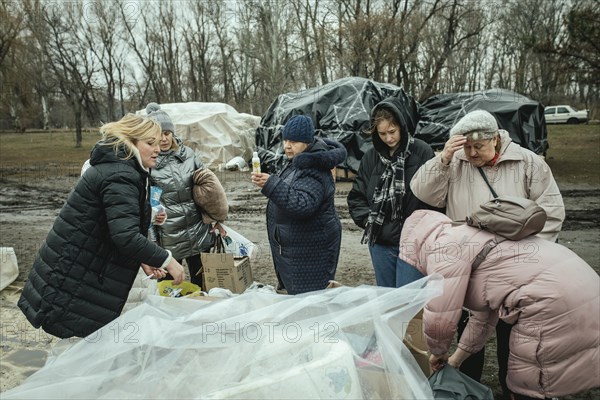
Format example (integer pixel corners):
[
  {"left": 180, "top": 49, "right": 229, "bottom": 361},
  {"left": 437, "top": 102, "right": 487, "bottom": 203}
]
[{"left": 400, "top": 210, "right": 600, "bottom": 398}]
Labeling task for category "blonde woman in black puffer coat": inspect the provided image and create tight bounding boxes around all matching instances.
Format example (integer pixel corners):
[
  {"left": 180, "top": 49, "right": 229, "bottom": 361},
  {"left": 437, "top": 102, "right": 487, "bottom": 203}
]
[{"left": 18, "top": 114, "right": 185, "bottom": 339}]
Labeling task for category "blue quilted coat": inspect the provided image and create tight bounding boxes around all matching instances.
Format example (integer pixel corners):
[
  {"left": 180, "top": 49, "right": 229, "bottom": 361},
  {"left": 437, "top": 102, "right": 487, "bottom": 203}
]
[{"left": 262, "top": 138, "right": 347, "bottom": 294}]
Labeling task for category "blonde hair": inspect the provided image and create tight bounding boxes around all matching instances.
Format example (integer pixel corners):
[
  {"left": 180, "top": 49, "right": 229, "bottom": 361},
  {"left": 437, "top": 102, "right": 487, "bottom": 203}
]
[
  {"left": 99, "top": 114, "right": 161, "bottom": 159},
  {"left": 164, "top": 131, "right": 180, "bottom": 151}
]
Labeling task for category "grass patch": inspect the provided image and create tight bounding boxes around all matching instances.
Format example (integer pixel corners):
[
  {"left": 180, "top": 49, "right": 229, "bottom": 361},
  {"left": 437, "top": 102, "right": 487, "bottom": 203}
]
[
  {"left": 0, "top": 131, "right": 99, "bottom": 165},
  {"left": 0, "top": 131, "right": 100, "bottom": 180},
  {"left": 545, "top": 124, "right": 600, "bottom": 186},
  {"left": 0, "top": 126, "right": 598, "bottom": 186}
]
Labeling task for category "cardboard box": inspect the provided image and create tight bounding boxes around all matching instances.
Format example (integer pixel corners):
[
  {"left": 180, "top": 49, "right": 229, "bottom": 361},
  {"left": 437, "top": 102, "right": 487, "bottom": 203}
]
[
  {"left": 325, "top": 282, "right": 431, "bottom": 376},
  {"left": 403, "top": 310, "right": 431, "bottom": 376},
  {"left": 201, "top": 253, "right": 253, "bottom": 294}
]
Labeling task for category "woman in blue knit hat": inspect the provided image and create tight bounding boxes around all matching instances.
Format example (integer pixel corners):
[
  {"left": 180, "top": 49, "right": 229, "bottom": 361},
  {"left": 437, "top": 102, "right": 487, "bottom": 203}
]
[{"left": 251, "top": 115, "right": 347, "bottom": 295}]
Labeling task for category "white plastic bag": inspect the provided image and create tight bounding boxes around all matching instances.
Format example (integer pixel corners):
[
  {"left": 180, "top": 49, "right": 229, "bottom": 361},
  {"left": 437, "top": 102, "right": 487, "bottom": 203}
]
[
  {"left": 224, "top": 156, "right": 248, "bottom": 171},
  {"left": 0, "top": 247, "right": 19, "bottom": 291},
  {"left": 221, "top": 224, "right": 258, "bottom": 261}
]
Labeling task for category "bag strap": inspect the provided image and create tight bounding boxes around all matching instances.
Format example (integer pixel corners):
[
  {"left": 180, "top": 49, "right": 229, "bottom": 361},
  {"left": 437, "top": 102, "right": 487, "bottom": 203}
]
[
  {"left": 477, "top": 167, "right": 498, "bottom": 199},
  {"left": 211, "top": 234, "right": 226, "bottom": 254},
  {"left": 472, "top": 237, "right": 506, "bottom": 271}
]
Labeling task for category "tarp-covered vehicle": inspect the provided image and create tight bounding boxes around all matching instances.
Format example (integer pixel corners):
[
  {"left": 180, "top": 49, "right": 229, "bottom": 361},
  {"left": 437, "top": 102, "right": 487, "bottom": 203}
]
[
  {"left": 415, "top": 89, "right": 548, "bottom": 155},
  {"left": 255, "top": 77, "right": 419, "bottom": 173},
  {"left": 257, "top": 80, "right": 548, "bottom": 174}
]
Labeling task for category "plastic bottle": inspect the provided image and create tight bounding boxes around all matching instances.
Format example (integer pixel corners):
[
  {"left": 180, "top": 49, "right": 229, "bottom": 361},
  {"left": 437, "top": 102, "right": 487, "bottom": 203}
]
[{"left": 252, "top": 151, "right": 261, "bottom": 174}]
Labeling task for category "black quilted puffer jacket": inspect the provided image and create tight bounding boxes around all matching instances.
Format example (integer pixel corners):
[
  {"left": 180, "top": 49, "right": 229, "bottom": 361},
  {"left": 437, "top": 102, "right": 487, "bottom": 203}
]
[{"left": 18, "top": 141, "right": 170, "bottom": 338}]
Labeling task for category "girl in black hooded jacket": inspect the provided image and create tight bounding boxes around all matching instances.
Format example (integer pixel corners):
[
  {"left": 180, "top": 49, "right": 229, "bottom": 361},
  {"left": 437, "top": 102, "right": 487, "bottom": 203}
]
[{"left": 347, "top": 97, "right": 439, "bottom": 288}]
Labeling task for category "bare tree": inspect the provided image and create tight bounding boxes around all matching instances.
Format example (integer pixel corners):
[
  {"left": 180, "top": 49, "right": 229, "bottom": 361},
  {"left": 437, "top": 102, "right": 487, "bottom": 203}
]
[
  {"left": 122, "top": 2, "right": 163, "bottom": 103},
  {"left": 236, "top": 0, "right": 297, "bottom": 112},
  {"left": 155, "top": 1, "right": 184, "bottom": 102},
  {"left": 182, "top": 0, "right": 217, "bottom": 102},
  {"left": 207, "top": 1, "right": 239, "bottom": 104},
  {"left": 541, "top": 0, "right": 600, "bottom": 110},
  {"left": 418, "top": 0, "right": 485, "bottom": 100},
  {"left": 1, "top": 1, "right": 27, "bottom": 131},
  {"left": 290, "top": 0, "right": 335, "bottom": 87},
  {"left": 83, "top": 0, "right": 130, "bottom": 122},
  {"left": 0, "top": 1, "right": 23, "bottom": 67},
  {"left": 2, "top": 0, "right": 597, "bottom": 127},
  {"left": 22, "top": 0, "right": 99, "bottom": 146}
]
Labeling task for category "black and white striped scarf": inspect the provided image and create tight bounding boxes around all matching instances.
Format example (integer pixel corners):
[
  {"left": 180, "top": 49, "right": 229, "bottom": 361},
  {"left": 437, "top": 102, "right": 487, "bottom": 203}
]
[{"left": 361, "top": 138, "right": 413, "bottom": 245}]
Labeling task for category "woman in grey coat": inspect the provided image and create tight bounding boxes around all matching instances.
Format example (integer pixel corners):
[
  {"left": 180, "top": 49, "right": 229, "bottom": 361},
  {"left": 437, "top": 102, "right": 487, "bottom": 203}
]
[{"left": 146, "top": 103, "right": 225, "bottom": 286}]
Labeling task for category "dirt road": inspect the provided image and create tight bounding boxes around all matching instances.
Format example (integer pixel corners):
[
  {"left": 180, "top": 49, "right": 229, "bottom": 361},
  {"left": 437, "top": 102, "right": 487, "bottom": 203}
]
[{"left": 0, "top": 171, "right": 598, "bottom": 398}]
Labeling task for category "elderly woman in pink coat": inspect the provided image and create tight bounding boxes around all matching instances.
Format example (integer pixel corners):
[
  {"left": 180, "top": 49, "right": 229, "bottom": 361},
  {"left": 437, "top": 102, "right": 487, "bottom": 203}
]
[{"left": 400, "top": 209, "right": 599, "bottom": 400}]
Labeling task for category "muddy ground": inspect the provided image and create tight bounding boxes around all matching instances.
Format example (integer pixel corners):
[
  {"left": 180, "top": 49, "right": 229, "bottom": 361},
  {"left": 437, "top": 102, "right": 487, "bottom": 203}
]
[{"left": 0, "top": 170, "right": 598, "bottom": 398}]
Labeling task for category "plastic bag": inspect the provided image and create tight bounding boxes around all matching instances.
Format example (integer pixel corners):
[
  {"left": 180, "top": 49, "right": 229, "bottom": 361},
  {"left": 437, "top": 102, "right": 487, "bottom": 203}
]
[
  {"left": 224, "top": 156, "right": 248, "bottom": 171},
  {"left": 429, "top": 365, "right": 494, "bottom": 399},
  {"left": 157, "top": 280, "right": 202, "bottom": 297},
  {"left": 2, "top": 276, "right": 445, "bottom": 399},
  {"left": 220, "top": 224, "right": 257, "bottom": 260},
  {"left": 0, "top": 247, "right": 18, "bottom": 291},
  {"left": 150, "top": 186, "right": 165, "bottom": 224}
]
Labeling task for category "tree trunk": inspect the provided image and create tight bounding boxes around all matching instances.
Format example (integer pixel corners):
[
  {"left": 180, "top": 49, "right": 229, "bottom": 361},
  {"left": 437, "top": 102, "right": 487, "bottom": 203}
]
[{"left": 75, "top": 108, "right": 82, "bottom": 148}]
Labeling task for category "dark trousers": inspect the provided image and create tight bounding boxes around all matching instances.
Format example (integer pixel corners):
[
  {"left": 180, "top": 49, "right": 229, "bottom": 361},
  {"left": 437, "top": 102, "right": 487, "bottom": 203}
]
[
  {"left": 180, "top": 255, "right": 202, "bottom": 286},
  {"left": 513, "top": 395, "right": 552, "bottom": 400},
  {"left": 164, "top": 255, "right": 203, "bottom": 287},
  {"left": 456, "top": 310, "right": 513, "bottom": 397}
]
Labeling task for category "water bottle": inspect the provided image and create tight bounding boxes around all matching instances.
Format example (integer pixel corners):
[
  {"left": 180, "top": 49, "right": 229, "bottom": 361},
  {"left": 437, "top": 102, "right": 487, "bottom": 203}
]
[{"left": 252, "top": 151, "right": 261, "bottom": 174}]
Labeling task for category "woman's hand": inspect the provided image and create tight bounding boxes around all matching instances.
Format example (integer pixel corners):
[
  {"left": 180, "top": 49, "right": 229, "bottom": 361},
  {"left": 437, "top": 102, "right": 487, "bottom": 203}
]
[
  {"left": 429, "top": 353, "right": 448, "bottom": 372},
  {"left": 154, "top": 210, "right": 167, "bottom": 225},
  {"left": 448, "top": 348, "right": 472, "bottom": 369},
  {"left": 165, "top": 259, "right": 185, "bottom": 285},
  {"left": 441, "top": 135, "right": 467, "bottom": 165},
  {"left": 251, "top": 172, "right": 269, "bottom": 188},
  {"left": 211, "top": 222, "right": 227, "bottom": 237},
  {"left": 141, "top": 263, "right": 167, "bottom": 280}
]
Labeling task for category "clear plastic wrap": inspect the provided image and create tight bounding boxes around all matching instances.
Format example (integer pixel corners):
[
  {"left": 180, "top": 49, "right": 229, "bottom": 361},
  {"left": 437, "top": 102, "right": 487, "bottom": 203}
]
[{"left": 3, "top": 275, "right": 443, "bottom": 399}]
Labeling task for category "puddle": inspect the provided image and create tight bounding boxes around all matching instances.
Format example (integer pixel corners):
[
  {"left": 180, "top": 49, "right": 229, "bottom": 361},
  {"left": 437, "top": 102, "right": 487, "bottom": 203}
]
[{"left": 2, "top": 349, "right": 48, "bottom": 369}]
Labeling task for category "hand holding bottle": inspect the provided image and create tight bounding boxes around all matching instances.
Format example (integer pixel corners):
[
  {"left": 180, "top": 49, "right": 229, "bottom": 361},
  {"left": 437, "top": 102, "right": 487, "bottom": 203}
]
[{"left": 251, "top": 172, "right": 269, "bottom": 188}]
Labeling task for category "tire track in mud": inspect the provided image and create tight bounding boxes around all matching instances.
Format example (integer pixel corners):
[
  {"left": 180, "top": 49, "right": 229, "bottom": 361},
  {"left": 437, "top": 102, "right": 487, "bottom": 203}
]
[
  {"left": 0, "top": 183, "right": 68, "bottom": 213},
  {"left": 2, "top": 181, "right": 597, "bottom": 231},
  {"left": 560, "top": 189, "right": 600, "bottom": 231},
  {"left": 226, "top": 188, "right": 600, "bottom": 231}
]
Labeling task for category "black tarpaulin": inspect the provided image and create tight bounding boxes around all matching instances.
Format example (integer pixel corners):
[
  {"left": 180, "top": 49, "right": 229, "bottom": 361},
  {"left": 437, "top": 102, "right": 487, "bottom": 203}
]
[
  {"left": 415, "top": 89, "right": 547, "bottom": 155},
  {"left": 255, "top": 77, "right": 418, "bottom": 173},
  {"left": 256, "top": 83, "right": 547, "bottom": 174}
]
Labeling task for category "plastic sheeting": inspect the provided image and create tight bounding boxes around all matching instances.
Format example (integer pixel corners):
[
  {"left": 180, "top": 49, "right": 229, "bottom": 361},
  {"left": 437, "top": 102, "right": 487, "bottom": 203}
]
[
  {"left": 255, "top": 77, "right": 418, "bottom": 173},
  {"left": 3, "top": 276, "right": 444, "bottom": 399},
  {"left": 415, "top": 89, "right": 548, "bottom": 155},
  {"left": 138, "top": 102, "right": 261, "bottom": 169},
  {"left": 256, "top": 82, "right": 548, "bottom": 174}
]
